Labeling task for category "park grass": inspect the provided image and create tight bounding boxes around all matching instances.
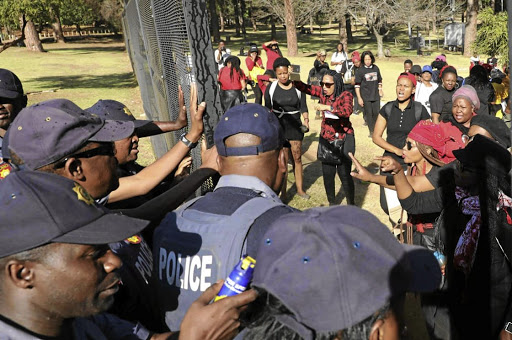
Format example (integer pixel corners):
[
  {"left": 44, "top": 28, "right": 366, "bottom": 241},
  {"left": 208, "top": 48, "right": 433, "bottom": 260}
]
[
  {"left": 0, "top": 28, "right": 477, "bottom": 229},
  {"left": 0, "top": 28, "right": 475, "bottom": 339}
]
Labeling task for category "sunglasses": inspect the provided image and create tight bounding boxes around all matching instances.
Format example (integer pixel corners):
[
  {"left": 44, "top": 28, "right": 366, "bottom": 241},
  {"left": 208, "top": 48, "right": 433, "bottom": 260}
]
[
  {"left": 320, "top": 82, "right": 335, "bottom": 88},
  {"left": 405, "top": 141, "right": 416, "bottom": 150},
  {"left": 54, "top": 143, "right": 115, "bottom": 168}
]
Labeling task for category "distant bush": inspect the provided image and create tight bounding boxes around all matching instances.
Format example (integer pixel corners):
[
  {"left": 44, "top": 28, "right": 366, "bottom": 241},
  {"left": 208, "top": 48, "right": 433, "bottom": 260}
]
[{"left": 474, "top": 7, "right": 508, "bottom": 64}]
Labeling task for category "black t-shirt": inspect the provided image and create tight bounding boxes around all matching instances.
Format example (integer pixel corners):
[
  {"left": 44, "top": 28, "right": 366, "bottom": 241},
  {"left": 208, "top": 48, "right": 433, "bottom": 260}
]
[
  {"left": 355, "top": 64, "right": 382, "bottom": 101},
  {"left": 314, "top": 59, "right": 330, "bottom": 73},
  {"left": 429, "top": 86, "right": 455, "bottom": 120},
  {"left": 264, "top": 83, "right": 307, "bottom": 113},
  {"left": 379, "top": 100, "right": 430, "bottom": 164}
]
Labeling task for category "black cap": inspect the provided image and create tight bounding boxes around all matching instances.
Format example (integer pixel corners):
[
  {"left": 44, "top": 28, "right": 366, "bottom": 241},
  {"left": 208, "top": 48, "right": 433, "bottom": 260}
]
[
  {"left": 0, "top": 171, "right": 149, "bottom": 258},
  {"left": 86, "top": 99, "right": 152, "bottom": 129},
  {"left": 0, "top": 69, "right": 24, "bottom": 99}
]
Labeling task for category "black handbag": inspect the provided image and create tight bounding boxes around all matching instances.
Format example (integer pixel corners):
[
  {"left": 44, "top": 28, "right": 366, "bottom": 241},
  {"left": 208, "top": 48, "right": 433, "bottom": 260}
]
[{"left": 317, "top": 136, "right": 345, "bottom": 164}]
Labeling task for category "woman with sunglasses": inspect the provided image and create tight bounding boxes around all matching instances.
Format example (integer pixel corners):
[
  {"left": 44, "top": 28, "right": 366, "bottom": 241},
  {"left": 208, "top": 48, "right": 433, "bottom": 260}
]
[
  {"left": 430, "top": 65, "right": 458, "bottom": 124},
  {"left": 377, "top": 133, "right": 512, "bottom": 340},
  {"left": 294, "top": 70, "right": 355, "bottom": 205},
  {"left": 265, "top": 57, "right": 309, "bottom": 200}
]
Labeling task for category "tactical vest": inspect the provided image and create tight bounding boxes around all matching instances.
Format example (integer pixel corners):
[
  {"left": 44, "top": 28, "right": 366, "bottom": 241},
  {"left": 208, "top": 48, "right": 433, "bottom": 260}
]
[{"left": 153, "top": 191, "right": 285, "bottom": 331}]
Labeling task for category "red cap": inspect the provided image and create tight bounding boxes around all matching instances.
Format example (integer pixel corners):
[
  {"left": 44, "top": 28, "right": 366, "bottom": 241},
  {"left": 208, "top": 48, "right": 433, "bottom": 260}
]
[
  {"left": 398, "top": 72, "right": 417, "bottom": 87},
  {"left": 351, "top": 51, "right": 360, "bottom": 62}
]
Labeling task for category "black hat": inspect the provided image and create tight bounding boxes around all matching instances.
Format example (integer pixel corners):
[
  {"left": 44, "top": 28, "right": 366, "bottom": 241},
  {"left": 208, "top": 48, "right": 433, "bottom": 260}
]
[
  {"left": 470, "top": 114, "right": 511, "bottom": 148},
  {"left": 0, "top": 171, "right": 149, "bottom": 258},
  {"left": 454, "top": 134, "right": 512, "bottom": 178},
  {"left": 87, "top": 99, "right": 151, "bottom": 129},
  {"left": 0, "top": 69, "right": 24, "bottom": 99}
]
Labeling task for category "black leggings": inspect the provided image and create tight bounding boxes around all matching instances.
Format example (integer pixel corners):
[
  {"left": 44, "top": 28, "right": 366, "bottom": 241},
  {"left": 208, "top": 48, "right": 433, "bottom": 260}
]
[
  {"left": 321, "top": 134, "right": 355, "bottom": 205},
  {"left": 363, "top": 100, "right": 380, "bottom": 134}
]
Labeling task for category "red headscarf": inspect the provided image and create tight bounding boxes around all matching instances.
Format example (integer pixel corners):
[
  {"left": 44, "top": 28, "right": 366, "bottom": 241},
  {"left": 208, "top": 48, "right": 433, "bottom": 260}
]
[{"left": 408, "top": 120, "right": 456, "bottom": 164}]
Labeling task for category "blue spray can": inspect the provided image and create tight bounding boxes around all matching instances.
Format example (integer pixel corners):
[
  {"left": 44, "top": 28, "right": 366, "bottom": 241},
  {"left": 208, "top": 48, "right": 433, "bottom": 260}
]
[
  {"left": 214, "top": 255, "right": 256, "bottom": 302},
  {"left": 433, "top": 251, "right": 447, "bottom": 267}
]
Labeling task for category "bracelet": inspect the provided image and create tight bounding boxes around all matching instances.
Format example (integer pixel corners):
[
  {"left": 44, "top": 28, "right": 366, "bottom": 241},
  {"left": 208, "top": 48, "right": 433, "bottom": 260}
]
[{"left": 179, "top": 133, "right": 198, "bottom": 149}]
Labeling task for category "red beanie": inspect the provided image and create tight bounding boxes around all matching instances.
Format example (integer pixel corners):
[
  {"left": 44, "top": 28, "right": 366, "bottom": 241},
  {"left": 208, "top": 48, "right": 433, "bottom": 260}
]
[{"left": 351, "top": 51, "right": 360, "bottom": 62}]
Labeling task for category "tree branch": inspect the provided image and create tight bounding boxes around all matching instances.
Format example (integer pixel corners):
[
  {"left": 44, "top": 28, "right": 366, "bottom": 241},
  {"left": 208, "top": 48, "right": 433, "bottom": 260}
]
[{"left": 0, "top": 14, "right": 27, "bottom": 53}]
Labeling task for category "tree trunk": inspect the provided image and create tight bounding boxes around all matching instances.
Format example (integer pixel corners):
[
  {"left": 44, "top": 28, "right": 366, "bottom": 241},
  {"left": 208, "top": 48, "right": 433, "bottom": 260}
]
[
  {"left": 270, "top": 16, "right": 276, "bottom": 40},
  {"left": 52, "top": 16, "right": 66, "bottom": 43},
  {"left": 309, "top": 16, "right": 314, "bottom": 33},
  {"left": 24, "top": 20, "right": 44, "bottom": 52},
  {"left": 219, "top": 0, "right": 226, "bottom": 32},
  {"left": 249, "top": 1, "right": 257, "bottom": 31},
  {"left": 232, "top": 0, "right": 241, "bottom": 37},
  {"left": 76, "top": 24, "right": 82, "bottom": 36},
  {"left": 346, "top": 14, "right": 353, "bottom": 43},
  {"left": 283, "top": 0, "right": 298, "bottom": 56},
  {"left": 239, "top": 0, "right": 247, "bottom": 38},
  {"left": 432, "top": 0, "right": 437, "bottom": 35},
  {"left": 373, "top": 27, "right": 385, "bottom": 58},
  {"left": 338, "top": 15, "right": 347, "bottom": 45},
  {"left": 209, "top": 0, "right": 221, "bottom": 42},
  {"left": 463, "top": 0, "right": 478, "bottom": 56}
]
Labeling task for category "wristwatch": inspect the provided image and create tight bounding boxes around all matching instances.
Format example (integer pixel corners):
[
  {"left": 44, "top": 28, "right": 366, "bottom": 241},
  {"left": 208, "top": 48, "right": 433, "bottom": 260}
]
[{"left": 179, "top": 133, "right": 198, "bottom": 149}]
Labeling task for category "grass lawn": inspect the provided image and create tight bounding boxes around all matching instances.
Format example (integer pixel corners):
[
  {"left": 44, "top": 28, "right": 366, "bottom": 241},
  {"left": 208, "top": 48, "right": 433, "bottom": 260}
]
[
  {"left": 0, "top": 25, "right": 476, "bottom": 339},
  {"left": 0, "top": 27, "right": 477, "bottom": 229}
]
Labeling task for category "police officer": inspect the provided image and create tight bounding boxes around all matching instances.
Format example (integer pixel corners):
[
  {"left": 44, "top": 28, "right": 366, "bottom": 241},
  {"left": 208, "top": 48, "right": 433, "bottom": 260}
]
[
  {"left": 0, "top": 68, "right": 27, "bottom": 179},
  {"left": 0, "top": 171, "right": 256, "bottom": 339},
  {"left": 153, "top": 103, "right": 297, "bottom": 331}
]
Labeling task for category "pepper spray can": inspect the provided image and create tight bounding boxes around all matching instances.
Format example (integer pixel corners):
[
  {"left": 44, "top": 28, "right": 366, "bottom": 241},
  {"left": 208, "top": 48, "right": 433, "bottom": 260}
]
[{"left": 214, "top": 255, "right": 256, "bottom": 302}]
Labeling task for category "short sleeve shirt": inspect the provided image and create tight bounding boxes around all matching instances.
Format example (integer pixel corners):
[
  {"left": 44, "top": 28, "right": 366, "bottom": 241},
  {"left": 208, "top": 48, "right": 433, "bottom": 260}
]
[
  {"left": 429, "top": 86, "right": 455, "bottom": 120},
  {"left": 355, "top": 65, "right": 382, "bottom": 101},
  {"left": 379, "top": 101, "right": 430, "bottom": 163}
]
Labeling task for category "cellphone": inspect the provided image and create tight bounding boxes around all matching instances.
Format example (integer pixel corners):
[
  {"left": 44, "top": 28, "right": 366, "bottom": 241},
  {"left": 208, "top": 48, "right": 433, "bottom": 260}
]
[{"left": 505, "top": 322, "right": 512, "bottom": 334}]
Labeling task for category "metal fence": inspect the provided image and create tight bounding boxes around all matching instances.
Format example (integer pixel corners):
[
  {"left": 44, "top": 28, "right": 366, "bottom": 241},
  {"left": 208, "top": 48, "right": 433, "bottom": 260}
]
[{"left": 122, "top": 0, "right": 223, "bottom": 184}]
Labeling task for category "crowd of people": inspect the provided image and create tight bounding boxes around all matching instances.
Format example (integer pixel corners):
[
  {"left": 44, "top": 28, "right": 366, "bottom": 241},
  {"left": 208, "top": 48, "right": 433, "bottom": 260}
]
[{"left": 0, "top": 36, "right": 511, "bottom": 340}]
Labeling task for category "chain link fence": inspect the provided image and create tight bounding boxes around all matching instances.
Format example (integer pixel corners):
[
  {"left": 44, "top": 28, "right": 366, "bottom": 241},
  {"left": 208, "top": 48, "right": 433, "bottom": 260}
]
[{"left": 122, "top": 0, "right": 223, "bottom": 192}]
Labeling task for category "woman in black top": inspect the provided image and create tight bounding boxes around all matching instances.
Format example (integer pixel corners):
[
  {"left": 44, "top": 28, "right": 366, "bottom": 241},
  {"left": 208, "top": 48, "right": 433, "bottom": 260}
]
[
  {"left": 265, "top": 57, "right": 309, "bottom": 200},
  {"left": 464, "top": 65, "right": 496, "bottom": 116},
  {"left": 355, "top": 51, "right": 383, "bottom": 136},
  {"left": 373, "top": 73, "right": 430, "bottom": 168},
  {"left": 430, "top": 66, "right": 458, "bottom": 123},
  {"left": 373, "top": 72, "right": 429, "bottom": 215}
]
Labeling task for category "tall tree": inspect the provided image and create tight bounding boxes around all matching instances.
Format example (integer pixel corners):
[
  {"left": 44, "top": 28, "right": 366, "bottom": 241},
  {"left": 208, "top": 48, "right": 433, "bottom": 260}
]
[
  {"left": 232, "top": 0, "right": 241, "bottom": 37},
  {"left": 283, "top": 0, "right": 297, "bottom": 56},
  {"left": 0, "top": 0, "right": 48, "bottom": 52},
  {"left": 240, "top": 0, "right": 247, "bottom": 38},
  {"left": 208, "top": 0, "right": 221, "bottom": 42},
  {"left": 464, "top": 0, "right": 479, "bottom": 56}
]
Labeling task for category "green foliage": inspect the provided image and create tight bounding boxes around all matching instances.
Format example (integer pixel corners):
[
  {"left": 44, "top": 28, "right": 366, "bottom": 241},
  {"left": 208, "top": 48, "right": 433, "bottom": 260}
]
[
  {"left": 0, "top": 0, "right": 51, "bottom": 28},
  {"left": 59, "top": 0, "right": 98, "bottom": 26},
  {"left": 474, "top": 7, "right": 508, "bottom": 63}
]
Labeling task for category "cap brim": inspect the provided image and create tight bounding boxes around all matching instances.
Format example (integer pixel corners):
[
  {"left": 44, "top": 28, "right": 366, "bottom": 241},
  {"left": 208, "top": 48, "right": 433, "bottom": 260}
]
[
  {"left": 89, "top": 120, "right": 135, "bottom": 142},
  {"left": 52, "top": 213, "right": 149, "bottom": 245},
  {"left": 399, "top": 244, "right": 442, "bottom": 293},
  {"left": 0, "top": 88, "right": 22, "bottom": 99},
  {"left": 133, "top": 119, "right": 152, "bottom": 128}
]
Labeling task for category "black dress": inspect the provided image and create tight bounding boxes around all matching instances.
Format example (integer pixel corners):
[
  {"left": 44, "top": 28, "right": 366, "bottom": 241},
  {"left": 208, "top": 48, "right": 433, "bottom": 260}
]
[{"left": 264, "top": 82, "right": 308, "bottom": 141}]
